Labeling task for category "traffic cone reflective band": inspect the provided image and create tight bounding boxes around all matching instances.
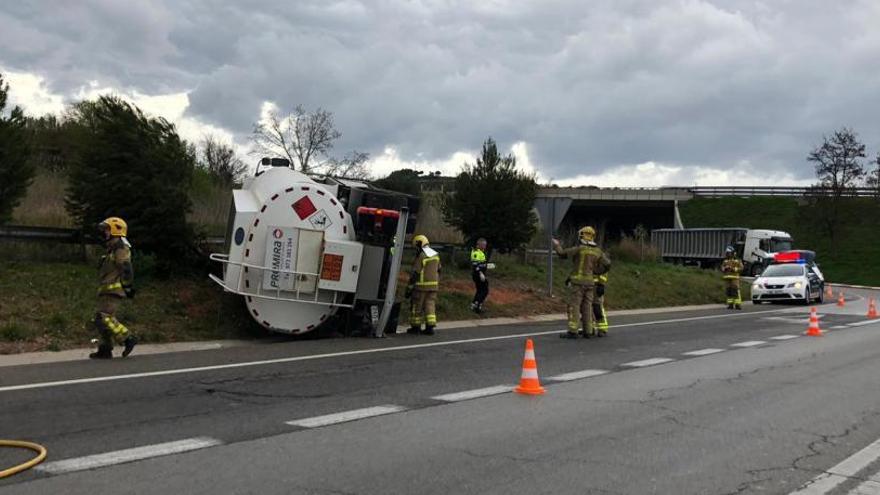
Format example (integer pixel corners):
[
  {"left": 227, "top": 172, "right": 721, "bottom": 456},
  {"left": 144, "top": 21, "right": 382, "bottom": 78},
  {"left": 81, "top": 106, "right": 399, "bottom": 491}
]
[
  {"left": 825, "top": 285, "right": 833, "bottom": 299},
  {"left": 837, "top": 291, "right": 846, "bottom": 307},
  {"left": 868, "top": 298, "right": 878, "bottom": 319},
  {"left": 806, "top": 307, "right": 822, "bottom": 337},
  {"left": 514, "top": 339, "right": 545, "bottom": 395}
]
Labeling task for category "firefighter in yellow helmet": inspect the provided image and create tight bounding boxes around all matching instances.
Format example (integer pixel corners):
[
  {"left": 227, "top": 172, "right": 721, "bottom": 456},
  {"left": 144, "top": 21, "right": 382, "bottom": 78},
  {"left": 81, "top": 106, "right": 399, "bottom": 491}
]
[
  {"left": 89, "top": 217, "right": 137, "bottom": 359},
  {"left": 592, "top": 273, "right": 609, "bottom": 337},
  {"left": 405, "top": 234, "right": 441, "bottom": 335},
  {"left": 721, "top": 246, "right": 744, "bottom": 310},
  {"left": 553, "top": 226, "right": 611, "bottom": 339}
]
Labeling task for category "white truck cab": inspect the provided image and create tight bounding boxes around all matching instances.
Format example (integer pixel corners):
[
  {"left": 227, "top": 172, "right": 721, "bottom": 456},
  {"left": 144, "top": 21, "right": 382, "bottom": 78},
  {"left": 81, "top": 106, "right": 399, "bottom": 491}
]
[{"left": 737, "top": 229, "right": 794, "bottom": 276}]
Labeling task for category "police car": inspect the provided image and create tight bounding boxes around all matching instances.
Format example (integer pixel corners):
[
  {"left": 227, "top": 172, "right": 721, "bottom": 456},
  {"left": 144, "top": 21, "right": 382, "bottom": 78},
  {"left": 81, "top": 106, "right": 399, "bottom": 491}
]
[{"left": 751, "top": 251, "right": 825, "bottom": 305}]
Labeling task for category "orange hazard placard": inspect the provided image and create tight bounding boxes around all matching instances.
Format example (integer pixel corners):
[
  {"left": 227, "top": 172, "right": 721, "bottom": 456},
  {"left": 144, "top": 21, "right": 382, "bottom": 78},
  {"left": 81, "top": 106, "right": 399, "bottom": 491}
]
[{"left": 321, "top": 254, "right": 343, "bottom": 281}]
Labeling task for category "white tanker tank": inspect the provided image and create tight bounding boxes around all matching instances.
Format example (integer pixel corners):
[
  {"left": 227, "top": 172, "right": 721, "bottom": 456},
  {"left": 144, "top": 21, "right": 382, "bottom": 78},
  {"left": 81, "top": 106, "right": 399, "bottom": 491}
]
[{"left": 209, "top": 158, "right": 418, "bottom": 336}]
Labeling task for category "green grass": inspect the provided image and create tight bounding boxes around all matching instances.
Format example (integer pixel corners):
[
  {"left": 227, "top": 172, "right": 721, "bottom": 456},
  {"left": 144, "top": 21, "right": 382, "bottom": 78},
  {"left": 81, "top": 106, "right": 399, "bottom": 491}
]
[
  {"left": 1, "top": 253, "right": 737, "bottom": 352},
  {"left": 0, "top": 260, "right": 264, "bottom": 354},
  {"left": 679, "top": 197, "right": 880, "bottom": 285}
]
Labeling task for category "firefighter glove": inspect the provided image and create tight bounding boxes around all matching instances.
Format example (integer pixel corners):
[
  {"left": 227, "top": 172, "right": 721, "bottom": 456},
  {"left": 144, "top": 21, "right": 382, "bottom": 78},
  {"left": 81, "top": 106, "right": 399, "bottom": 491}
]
[
  {"left": 479, "top": 272, "right": 486, "bottom": 283},
  {"left": 404, "top": 285, "right": 414, "bottom": 299},
  {"left": 564, "top": 277, "right": 572, "bottom": 288},
  {"left": 596, "top": 284, "right": 605, "bottom": 297},
  {"left": 123, "top": 285, "right": 136, "bottom": 299}
]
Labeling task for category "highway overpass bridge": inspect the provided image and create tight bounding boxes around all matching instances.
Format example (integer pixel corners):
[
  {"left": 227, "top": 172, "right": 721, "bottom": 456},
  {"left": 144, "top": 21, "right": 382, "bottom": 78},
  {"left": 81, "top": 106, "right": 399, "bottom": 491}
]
[{"left": 533, "top": 185, "right": 877, "bottom": 242}]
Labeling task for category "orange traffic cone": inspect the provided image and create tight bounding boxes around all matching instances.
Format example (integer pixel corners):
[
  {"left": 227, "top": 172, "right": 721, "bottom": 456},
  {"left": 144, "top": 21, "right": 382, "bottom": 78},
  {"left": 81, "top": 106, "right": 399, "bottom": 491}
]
[
  {"left": 806, "top": 307, "right": 822, "bottom": 337},
  {"left": 514, "top": 339, "right": 545, "bottom": 395},
  {"left": 868, "top": 298, "right": 878, "bottom": 319},
  {"left": 837, "top": 291, "right": 846, "bottom": 307},
  {"left": 825, "top": 285, "right": 833, "bottom": 299}
]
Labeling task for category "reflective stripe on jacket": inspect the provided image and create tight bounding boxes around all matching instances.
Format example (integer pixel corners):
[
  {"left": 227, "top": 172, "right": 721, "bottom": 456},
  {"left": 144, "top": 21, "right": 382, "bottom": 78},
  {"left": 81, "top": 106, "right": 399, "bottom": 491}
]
[{"left": 412, "top": 247, "right": 441, "bottom": 290}]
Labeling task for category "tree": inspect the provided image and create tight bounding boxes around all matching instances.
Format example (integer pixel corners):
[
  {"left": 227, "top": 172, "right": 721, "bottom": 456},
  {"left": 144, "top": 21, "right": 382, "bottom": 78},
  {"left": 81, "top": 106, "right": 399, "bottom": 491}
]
[
  {"left": 868, "top": 153, "right": 880, "bottom": 195},
  {"left": 808, "top": 127, "right": 867, "bottom": 195},
  {"left": 441, "top": 137, "right": 537, "bottom": 252},
  {"left": 806, "top": 128, "right": 867, "bottom": 253},
  {"left": 374, "top": 168, "right": 422, "bottom": 196},
  {"left": 250, "top": 105, "right": 369, "bottom": 178},
  {"left": 199, "top": 134, "right": 247, "bottom": 186},
  {"left": 65, "top": 96, "right": 196, "bottom": 266},
  {"left": 0, "top": 73, "right": 34, "bottom": 224}
]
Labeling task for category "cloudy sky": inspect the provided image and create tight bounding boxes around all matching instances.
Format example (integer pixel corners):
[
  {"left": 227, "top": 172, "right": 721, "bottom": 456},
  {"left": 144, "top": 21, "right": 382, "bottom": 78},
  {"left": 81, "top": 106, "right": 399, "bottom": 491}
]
[{"left": 3, "top": 0, "right": 880, "bottom": 186}]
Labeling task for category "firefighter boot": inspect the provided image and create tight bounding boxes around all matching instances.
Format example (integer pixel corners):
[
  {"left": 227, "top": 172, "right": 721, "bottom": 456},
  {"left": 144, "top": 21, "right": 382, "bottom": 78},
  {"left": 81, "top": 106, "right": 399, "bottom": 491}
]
[
  {"left": 122, "top": 336, "right": 138, "bottom": 357},
  {"left": 407, "top": 325, "right": 421, "bottom": 335},
  {"left": 89, "top": 344, "right": 113, "bottom": 360},
  {"left": 422, "top": 325, "right": 435, "bottom": 336}
]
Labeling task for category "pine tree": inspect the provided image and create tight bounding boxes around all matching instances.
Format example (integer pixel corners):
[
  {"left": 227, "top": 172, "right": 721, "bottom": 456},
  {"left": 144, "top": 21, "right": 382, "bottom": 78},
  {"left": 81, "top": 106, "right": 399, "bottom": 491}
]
[{"left": 442, "top": 138, "right": 537, "bottom": 252}]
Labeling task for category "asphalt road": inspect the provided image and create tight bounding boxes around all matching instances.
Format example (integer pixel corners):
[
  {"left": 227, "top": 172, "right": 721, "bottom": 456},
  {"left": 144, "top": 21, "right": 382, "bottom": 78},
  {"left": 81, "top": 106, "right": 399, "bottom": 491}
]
[{"left": 2, "top": 289, "right": 880, "bottom": 494}]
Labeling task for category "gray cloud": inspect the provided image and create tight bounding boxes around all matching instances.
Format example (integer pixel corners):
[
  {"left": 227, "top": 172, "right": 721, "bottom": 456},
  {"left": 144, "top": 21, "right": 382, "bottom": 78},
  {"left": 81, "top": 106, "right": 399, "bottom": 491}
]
[{"left": 3, "top": 0, "right": 880, "bottom": 182}]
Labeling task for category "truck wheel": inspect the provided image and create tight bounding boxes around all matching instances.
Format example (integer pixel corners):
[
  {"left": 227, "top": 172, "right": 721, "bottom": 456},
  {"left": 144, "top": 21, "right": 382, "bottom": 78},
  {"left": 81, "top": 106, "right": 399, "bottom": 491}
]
[
  {"left": 750, "top": 264, "right": 764, "bottom": 277},
  {"left": 752, "top": 300, "right": 763, "bottom": 305},
  {"left": 817, "top": 286, "right": 824, "bottom": 304}
]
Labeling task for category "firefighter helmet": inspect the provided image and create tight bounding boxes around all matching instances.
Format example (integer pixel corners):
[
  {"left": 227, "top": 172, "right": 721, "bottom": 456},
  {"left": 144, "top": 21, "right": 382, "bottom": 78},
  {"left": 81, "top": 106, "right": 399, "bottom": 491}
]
[
  {"left": 99, "top": 217, "right": 128, "bottom": 237},
  {"left": 412, "top": 234, "right": 429, "bottom": 248},
  {"left": 578, "top": 226, "right": 596, "bottom": 242}
]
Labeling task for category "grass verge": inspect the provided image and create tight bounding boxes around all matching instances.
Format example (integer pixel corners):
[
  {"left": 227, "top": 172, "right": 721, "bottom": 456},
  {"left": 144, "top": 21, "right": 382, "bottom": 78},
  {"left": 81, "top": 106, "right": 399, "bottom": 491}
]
[{"left": 1, "top": 254, "right": 742, "bottom": 353}]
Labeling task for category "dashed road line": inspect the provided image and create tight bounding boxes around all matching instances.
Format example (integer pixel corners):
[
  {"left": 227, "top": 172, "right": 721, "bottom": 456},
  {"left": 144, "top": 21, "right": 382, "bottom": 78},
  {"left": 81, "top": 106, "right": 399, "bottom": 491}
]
[
  {"left": 731, "top": 341, "right": 767, "bottom": 348},
  {"left": 547, "top": 369, "right": 609, "bottom": 382},
  {"left": 790, "top": 436, "right": 880, "bottom": 494},
  {"left": 682, "top": 348, "right": 725, "bottom": 357},
  {"left": 771, "top": 335, "right": 800, "bottom": 340},
  {"left": 431, "top": 385, "right": 514, "bottom": 402},
  {"left": 831, "top": 325, "right": 849, "bottom": 329},
  {"left": 849, "top": 320, "right": 880, "bottom": 327},
  {"left": 621, "top": 357, "right": 675, "bottom": 368},
  {"left": 286, "top": 405, "right": 406, "bottom": 428},
  {"left": 35, "top": 437, "right": 223, "bottom": 475}
]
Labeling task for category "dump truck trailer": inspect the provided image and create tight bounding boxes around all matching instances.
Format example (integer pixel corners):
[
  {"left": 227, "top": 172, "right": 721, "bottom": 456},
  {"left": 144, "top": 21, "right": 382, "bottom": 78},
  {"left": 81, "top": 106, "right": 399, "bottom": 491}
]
[{"left": 652, "top": 228, "right": 794, "bottom": 276}]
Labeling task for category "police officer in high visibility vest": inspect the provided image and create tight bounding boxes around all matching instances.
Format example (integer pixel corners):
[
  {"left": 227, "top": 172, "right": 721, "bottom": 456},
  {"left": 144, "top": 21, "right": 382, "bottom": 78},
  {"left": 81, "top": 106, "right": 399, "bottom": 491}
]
[
  {"left": 553, "top": 226, "right": 611, "bottom": 339},
  {"left": 405, "top": 234, "right": 441, "bottom": 335},
  {"left": 470, "top": 237, "right": 495, "bottom": 314},
  {"left": 721, "top": 246, "right": 744, "bottom": 310},
  {"left": 592, "top": 273, "right": 609, "bottom": 337},
  {"left": 90, "top": 217, "right": 137, "bottom": 359}
]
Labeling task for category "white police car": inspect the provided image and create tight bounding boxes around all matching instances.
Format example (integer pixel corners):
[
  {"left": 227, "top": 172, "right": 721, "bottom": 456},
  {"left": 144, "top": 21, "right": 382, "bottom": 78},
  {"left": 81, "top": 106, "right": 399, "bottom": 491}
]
[{"left": 751, "top": 251, "right": 824, "bottom": 305}]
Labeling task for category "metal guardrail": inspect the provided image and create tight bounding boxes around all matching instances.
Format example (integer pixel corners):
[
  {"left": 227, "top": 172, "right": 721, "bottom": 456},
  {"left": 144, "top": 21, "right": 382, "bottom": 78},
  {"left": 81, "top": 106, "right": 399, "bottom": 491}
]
[
  {"left": 688, "top": 186, "right": 878, "bottom": 197},
  {"left": 0, "top": 225, "right": 225, "bottom": 248}
]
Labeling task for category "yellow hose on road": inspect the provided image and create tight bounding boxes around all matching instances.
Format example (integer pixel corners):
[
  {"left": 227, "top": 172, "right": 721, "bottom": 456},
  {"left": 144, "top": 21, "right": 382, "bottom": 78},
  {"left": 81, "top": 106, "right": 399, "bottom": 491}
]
[{"left": 0, "top": 440, "right": 47, "bottom": 479}]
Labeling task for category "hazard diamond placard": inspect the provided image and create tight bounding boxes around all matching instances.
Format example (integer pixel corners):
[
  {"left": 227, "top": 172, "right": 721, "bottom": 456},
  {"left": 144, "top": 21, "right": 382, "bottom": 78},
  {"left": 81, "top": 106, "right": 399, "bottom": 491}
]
[{"left": 292, "top": 196, "right": 317, "bottom": 220}]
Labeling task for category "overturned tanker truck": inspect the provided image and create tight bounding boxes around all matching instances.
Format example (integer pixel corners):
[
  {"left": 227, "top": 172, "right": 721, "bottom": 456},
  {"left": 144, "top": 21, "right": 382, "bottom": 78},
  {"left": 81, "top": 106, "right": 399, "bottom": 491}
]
[{"left": 209, "top": 157, "right": 419, "bottom": 336}]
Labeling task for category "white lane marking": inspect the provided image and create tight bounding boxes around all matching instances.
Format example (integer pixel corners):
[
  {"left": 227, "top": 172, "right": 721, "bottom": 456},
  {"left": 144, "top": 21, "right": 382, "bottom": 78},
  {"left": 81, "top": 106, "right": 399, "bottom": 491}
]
[
  {"left": 771, "top": 335, "right": 800, "bottom": 340},
  {"left": 547, "top": 369, "right": 609, "bottom": 382},
  {"left": 831, "top": 325, "right": 849, "bottom": 329},
  {"left": 35, "top": 437, "right": 222, "bottom": 475},
  {"left": 286, "top": 405, "right": 406, "bottom": 428},
  {"left": 431, "top": 385, "right": 515, "bottom": 402},
  {"left": 731, "top": 341, "right": 767, "bottom": 348},
  {"left": 682, "top": 348, "right": 725, "bottom": 357},
  {"left": 848, "top": 471, "right": 880, "bottom": 495},
  {"left": 0, "top": 307, "right": 795, "bottom": 394},
  {"left": 790, "top": 436, "right": 880, "bottom": 494},
  {"left": 849, "top": 320, "right": 880, "bottom": 327},
  {"left": 621, "top": 357, "right": 675, "bottom": 368}
]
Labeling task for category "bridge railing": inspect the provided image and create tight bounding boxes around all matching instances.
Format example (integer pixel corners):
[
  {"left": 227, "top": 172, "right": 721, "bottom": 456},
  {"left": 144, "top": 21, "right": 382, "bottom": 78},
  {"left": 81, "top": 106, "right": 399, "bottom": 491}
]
[{"left": 688, "top": 186, "right": 878, "bottom": 197}]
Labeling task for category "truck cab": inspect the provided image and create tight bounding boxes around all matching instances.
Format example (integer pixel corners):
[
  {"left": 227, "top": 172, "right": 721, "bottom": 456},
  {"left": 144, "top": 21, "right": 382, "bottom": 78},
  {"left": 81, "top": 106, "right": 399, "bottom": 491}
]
[{"left": 738, "top": 229, "right": 794, "bottom": 276}]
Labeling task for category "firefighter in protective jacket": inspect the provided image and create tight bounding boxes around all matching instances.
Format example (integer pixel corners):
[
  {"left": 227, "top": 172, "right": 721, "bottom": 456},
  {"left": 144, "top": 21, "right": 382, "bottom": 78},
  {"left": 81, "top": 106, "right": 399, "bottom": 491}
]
[
  {"left": 721, "top": 246, "right": 744, "bottom": 310},
  {"left": 90, "top": 217, "right": 137, "bottom": 359},
  {"left": 553, "top": 226, "right": 611, "bottom": 339},
  {"left": 406, "top": 234, "right": 441, "bottom": 335},
  {"left": 592, "top": 273, "right": 609, "bottom": 336}
]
